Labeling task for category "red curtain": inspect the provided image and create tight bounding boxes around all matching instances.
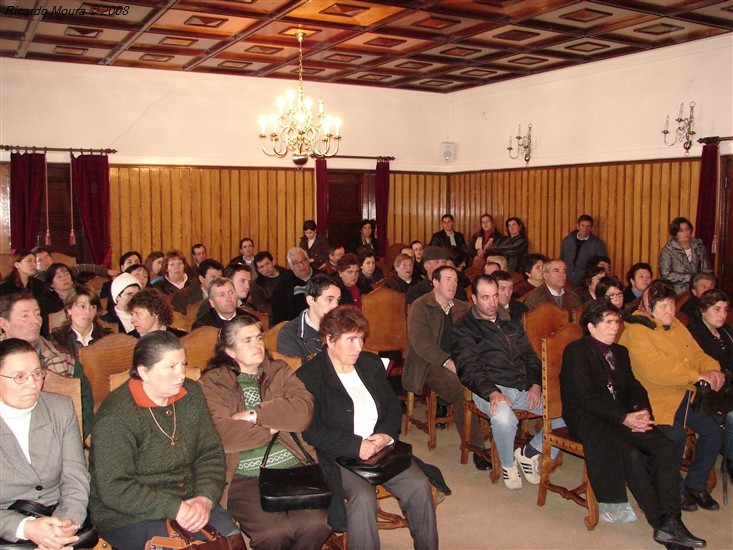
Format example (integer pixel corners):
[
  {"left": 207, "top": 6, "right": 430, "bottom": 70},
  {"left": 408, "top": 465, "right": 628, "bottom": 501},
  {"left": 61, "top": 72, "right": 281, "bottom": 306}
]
[
  {"left": 10, "top": 152, "right": 46, "bottom": 250},
  {"left": 315, "top": 158, "right": 328, "bottom": 235},
  {"left": 71, "top": 154, "right": 112, "bottom": 267},
  {"left": 375, "top": 159, "right": 390, "bottom": 259},
  {"left": 695, "top": 143, "right": 719, "bottom": 254}
]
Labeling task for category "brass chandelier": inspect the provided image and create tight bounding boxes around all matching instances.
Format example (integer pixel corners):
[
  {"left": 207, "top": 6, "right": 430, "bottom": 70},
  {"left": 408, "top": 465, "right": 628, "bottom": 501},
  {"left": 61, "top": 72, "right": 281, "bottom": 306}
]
[{"left": 258, "top": 32, "right": 342, "bottom": 166}]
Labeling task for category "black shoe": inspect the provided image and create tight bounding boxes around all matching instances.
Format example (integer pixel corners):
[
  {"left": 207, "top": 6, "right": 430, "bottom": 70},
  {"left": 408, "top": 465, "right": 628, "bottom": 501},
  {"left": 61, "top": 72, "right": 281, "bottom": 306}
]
[
  {"left": 686, "top": 491, "right": 719, "bottom": 511},
  {"left": 653, "top": 515, "right": 706, "bottom": 548},
  {"left": 664, "top": 543, "right": 693, "bottom": 550},
  {"left": 680, "top": 492, "right": 698, "bottom": 512},
  {"left": 473, "top": 453, "right": 492, "bottom": 471}
]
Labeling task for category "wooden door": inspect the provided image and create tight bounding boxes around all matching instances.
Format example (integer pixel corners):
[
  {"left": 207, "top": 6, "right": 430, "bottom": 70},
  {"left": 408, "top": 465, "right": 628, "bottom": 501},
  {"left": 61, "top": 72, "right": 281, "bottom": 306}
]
[{"left": 326, "top": 170, "right": 375, "bottom": 247}]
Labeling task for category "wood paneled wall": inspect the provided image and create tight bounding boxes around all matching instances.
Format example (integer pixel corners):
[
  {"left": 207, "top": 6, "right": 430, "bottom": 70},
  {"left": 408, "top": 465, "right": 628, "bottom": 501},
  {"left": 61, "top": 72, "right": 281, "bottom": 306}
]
[
  {"left": 109, "top": 166, "right": 313, "bottom": 267},
  {"left": 438, "top": 159, "right": 700, "bottom": 283},
  {"left": 1, "top": 158, "right": 702, "bottom": 288}
]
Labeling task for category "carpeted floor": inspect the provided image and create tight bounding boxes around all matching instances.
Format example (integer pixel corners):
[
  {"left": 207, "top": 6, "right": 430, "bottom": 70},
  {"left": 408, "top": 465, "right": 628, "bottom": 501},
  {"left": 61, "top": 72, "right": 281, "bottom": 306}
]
[{"left": 377, "top": 416, "right": 732, "bottom": 550}]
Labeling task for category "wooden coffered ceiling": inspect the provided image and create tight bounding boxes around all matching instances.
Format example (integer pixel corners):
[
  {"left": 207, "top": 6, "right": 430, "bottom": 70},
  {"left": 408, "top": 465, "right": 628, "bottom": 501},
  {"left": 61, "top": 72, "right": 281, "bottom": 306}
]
[{"left": 1, "top": 0, "right": 732, "bottom": 93}]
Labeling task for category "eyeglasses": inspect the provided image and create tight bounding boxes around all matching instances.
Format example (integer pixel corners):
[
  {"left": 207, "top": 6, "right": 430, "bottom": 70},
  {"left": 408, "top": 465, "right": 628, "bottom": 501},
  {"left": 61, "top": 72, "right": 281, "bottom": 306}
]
[
  {"left": 0, "top": 368, "right": 47, "bottom": 385},
  {"left": 607, "top": 292, "right": 624, "bottom": 299}
]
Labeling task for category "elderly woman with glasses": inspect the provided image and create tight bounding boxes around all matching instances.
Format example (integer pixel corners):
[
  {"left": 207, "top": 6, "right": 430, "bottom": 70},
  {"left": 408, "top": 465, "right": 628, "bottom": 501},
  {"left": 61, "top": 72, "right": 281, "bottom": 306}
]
[{"left": 0, "top": 338, "right": 90, "bottom": 548}]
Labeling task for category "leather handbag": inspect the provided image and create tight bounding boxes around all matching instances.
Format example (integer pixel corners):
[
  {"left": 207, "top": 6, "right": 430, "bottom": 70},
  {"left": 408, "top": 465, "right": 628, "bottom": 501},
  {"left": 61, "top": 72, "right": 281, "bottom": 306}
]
[
  {"left": 258, "top": 432, "right": 332, "bottom": 512},
  {"left": 0, "top": 500, "right": 98, "bottom": 550},
  {"left": 336, "top": 440, "right": 412, "bottom": 486},
  {"left": 144, "top": 519, "right": 246, "bottom": 550}
]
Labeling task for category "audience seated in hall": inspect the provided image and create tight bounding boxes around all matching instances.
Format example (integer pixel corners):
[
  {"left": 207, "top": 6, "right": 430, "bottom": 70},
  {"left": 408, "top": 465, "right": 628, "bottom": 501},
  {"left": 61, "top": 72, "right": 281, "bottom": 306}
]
[
  {"left": 299, "top": 219, "right": 330, "bottom": 267},
  {"left": 171, "top": 259, "right": 223, "bottom": 315},
  {"left": 429, "top": 213, "right": 469, "bottom": 251},
  {"left": 384, "top": 253, "right": 421, "bottom": 294},
  {"left": 407, "top": 246, "right": 467, "bottom": 305},
  {"left": 272, "top": 247, "right": 323, "bottom": 325},
  {"left": 128, "top": 289, "right": 187, "bottom": 339},
  {"left": 0, "top": 250, "right": 45, "bottom": 299},
  {"left": 277, "top": 274, "right": 341, "bottom": 362},
  {"left": 493, "top": 270, "right": 528, "bottom": 322},
  {"left": 192, "top": 277, "right": 255, "bottom": 330},
  {"left": 197, "top": 262, "right": 253, "bottom": 319},
  {"left": 51, "top": 285, "right": 112, "bottom": 361},
  {"left": 560, "top": 214, "right": 608, "bottom": 288},
  {"left": 513, "top": 253, "right": 548, "bottom": 298},
  {"left": 658, "top": 216, "right": 712, "bottom": 295},
  {"left": 32, "top": 245, "right": 117, "bottom": 283},
  {"left": 470, "top": 213, "right": 503, "bottom": 261},
  {"left": 319, "top": 243, "right": 345, "bottom": 275},
  {"left": 38, "top": 263, "right": 76, "bottom": 337},
  {"left": 0, "top": 293, "right": 93, "bottom": 437},
  {"left": 577, "top": 265, "right": 607, "bottom": 304},
  {"left": 248, "top": 251, "right": 287, "bottom": 317},
  {"left": 624, "top": 262, "right": 653, "bottom": 305},
  {"left": 595, "top": 276, "right": 626, "bottom": 310},
  {"left": 347, "top": 218, "right": 379, "bottom": 258},
  {"left": 486, "top": 217, "right": 528, "bottom": 274},
  {"left": 101, "top": 273, "right": 142, "bottom": 334},
  {"left": 522, "top": 259, "right": 582, "bottom": 313},
  {"left": 230, "top": 237, "right": 256, "bottom": 267},
  {"left": 151, "top": 250, "right": 192, "bottom": 296},
  {"left": 679, "top": 272, "right": 717, "bottom": 319},
  {"left": 191, "top": 242, "right": 208, "bottom": 268},
  {"left": 453, "top": 275, "right": 563, "bottom": 490},
  {"left": 357, "top": 248, "right": 384, "bottom": 293},
  {"left": 404, "top": 265, "right": 488, "bottom": 469},
  {"left": 411, "top": 240, "right": 427, "bottom": 278},
  {"left": 100, "top": 251, "right": 143, "bottom": 304},
  {"left": 333, "top": 253, "right": 363, "bottom": 308}
]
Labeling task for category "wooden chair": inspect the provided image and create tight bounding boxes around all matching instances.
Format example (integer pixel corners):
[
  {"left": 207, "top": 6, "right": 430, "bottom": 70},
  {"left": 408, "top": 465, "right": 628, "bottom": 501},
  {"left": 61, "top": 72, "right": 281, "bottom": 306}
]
[
  {"left": 405, "top": 386, "right": 454, "bottom": 451},
  {"left": 536, "top": 322, "right": 599, "bottom": 530},
  {"left": 522, "top": 302, "right": 569, "bottom": 358},
  {"left": 186, "top": 300, "right": 204, "bottom": 321},
  {"left": 463, "top": 266, "right": 481, "bottom": 282},
  {"left": 48, "top": 310, "right": 68, "bottom": 333},
  {"left": 675, "top": 292, "right": 692, "bottom": 316},
  {"left": 264, "top": 321, "right": 288, "bottom": 352},
  {"left": 171, "top": 310, "right": 194, "bottom": 333},
  {"left": 571, "top": 303, "right": 586, "bottom": 323},
  {"left": 97, "top": 317, "right": 118, "bottom": 333},
  {"left": 371, "top": 277, "right": 388, "bottom": 291},
  {"left": 86, "top": 276, "right": 107, "bottom": 294},
  {"left": 362, "top": 287, "right": 407, "bottom": 356},
  {"left": 271, "top": 350, "right": 302, "bottom": 371},
  {"left": 79, "top": 333, "right": 137, "bottom": 411},
  {"left": 53, "top": 253, "right": 76, "bottom": 267},
  {"left": 385, "top": 243, "right": 408, "bottom": 272},
  {"left": 43, "top": 371, "right": 82, "bottom": 438},
  {"left": 459, "top": 387, "right": 540, "bottom": 483},
  {"left": 243, "top": 305, "right": 269, "bottom": 331},
  {"left": 181, "top": 326, "right": 218, "bottom": 371}
]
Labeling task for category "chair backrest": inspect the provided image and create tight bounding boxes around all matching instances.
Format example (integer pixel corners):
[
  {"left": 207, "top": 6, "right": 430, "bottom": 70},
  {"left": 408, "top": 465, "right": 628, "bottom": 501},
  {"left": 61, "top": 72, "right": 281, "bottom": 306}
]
[
  {"left": 371, "top": 278, "right": 388, "bottom": 291},
  {"left": 79, "top": 333, "right": 137, "bottom": 411},
  {"left": 464, "top": 266, "right": 481, "bottom": 282},
  {"left": 242, "top": 306, "right": 269, "bottom": 331},
  {"left": 181, "top": 326, "right": 219, "bottom": 371},
  {"left": 171, "top": 310, "right": 193, "bottom": 333},
  {"left": 97, "top": 317, "right": 119, "bottom": 333},
  {"left": 86, "top": 276, "right": 107, "bottom": 294},
  {"left": 187, "top": 300, "right": 204, "bottom": 321},
  {"left": 0, "top": 253, "right": 14, "bottom": 279},
  {"left": 675, "top": 292, "right": 692, "bottom": 315},
  {"left": 362, "top": 287, "right": 407, "bottom": 354},
  {"left": 385, "top": 243, "right": 408, "bottom": 270},
  {"left": 271, "top": 351, "right": 302, "bottom": 371},
  {"left": 43, "top": 372, "right": 82, "bottom": 438},
  {"left": 53, "top": 253, "right": 76, "bottom": 267},
  {"left": 523, "top": 302, "right": 570, "bottom": 358},
  {"left": 264, "top": 321, "right": 288, "bottom": 352},
  {"left": 542, "top": 323, "right": 583, "bottom": 420},
  {"left": 48, "top": 310, "right": 68, "bottom": 333},
  {"left": 571, "top": 304, "right": 586, "bottom": 323}
]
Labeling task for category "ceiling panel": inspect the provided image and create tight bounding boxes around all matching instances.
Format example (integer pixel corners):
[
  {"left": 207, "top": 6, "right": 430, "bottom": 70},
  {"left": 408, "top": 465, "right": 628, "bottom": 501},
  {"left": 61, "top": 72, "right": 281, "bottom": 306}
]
[{"left": 0, "top": 0, "right": 730, "bottom": 92}]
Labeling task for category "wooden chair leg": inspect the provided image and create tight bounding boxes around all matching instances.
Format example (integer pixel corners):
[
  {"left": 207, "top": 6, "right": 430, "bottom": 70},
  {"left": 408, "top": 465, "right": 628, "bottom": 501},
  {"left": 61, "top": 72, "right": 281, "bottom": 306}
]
[
  {"left": 460, "top": 398, "right": 472, "bottom": 464},
  {"left": 426, "top": 390, "right": 437, "bottom": 450},
  {"left": 404, "top": 391, "right": 414, "bottom": 435},
  {"left": 583, "top": 465, "right": 599, "bottom": 531}
]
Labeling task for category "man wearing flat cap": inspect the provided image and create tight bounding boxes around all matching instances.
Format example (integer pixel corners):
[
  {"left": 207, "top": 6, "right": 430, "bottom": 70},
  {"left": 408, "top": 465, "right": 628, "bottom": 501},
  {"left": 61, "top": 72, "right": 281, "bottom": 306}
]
[{"left": 407, "top": 246, "right": 467, "bottom": 305}]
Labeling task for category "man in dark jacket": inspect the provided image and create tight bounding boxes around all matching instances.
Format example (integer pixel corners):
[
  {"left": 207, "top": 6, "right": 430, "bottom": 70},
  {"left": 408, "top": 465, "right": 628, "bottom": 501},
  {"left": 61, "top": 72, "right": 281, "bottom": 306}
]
[
  {"left": 429, "top": 213, "right": 468, "bottom": 251},
  {"left": 561, "top": 299, "right": 705, "bottom": 548},
  {"left": 271, "top": 248, "right": 322, "bottom": 325},
  {"left": 560, "top": 215, "right": 608, "bottom": 287},
  {"left": 453, "top": 275, "right": 564, "bottom": 490}
]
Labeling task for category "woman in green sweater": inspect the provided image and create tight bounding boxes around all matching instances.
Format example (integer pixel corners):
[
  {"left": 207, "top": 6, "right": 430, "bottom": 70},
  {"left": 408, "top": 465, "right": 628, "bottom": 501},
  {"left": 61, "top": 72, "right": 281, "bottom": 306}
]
[{"left": 89, "top": 331, "right": 243, "bottom": 549}]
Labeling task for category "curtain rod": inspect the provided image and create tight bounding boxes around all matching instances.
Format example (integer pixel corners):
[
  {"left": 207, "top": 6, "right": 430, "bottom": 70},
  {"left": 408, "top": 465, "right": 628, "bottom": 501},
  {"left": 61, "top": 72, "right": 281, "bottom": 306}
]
[
  {"left": 1, "top": 144, "right": 117, "bottom": 154},
  {"left": 309, "top": 154, "right": 395, "bottom": 161},
  {"left": 698, "top": 136, "right": 733, "bottom": 144}
]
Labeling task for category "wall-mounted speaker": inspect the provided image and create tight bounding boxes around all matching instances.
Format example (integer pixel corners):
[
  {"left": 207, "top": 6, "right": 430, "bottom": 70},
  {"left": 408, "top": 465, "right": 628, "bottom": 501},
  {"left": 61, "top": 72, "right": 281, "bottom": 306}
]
[{"left": 441, "top": 142, "right": 457, "bottom": 163}]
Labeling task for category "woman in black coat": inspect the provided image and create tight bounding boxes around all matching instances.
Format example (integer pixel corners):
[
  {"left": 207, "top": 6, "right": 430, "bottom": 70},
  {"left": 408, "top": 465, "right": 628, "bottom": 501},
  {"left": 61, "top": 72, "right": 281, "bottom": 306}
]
[
  {"left": 560, "top": 299, "right": 705, "bottom": 548},
  {"left": 296, "top": 307, "right": 436, "bottom": 550}
]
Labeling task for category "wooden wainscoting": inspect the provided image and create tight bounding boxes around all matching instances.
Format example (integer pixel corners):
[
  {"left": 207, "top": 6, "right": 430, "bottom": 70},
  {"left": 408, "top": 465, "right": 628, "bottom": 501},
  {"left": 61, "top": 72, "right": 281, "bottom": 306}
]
[
  {"left": 445, "top": 159, "right": 700, "bottom": 282},
  {"left": 109, "top": 166, "right": 314, "bottom": 267},
  {"left": 388, "top": 172, "right": 449, "bottom": 247}
]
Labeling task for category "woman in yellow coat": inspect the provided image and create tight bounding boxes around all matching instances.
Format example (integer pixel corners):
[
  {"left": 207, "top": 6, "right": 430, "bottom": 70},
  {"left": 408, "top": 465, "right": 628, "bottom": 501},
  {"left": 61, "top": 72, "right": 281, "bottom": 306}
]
[{"left": 619, "top": 280, "right": 724, "bottom": 513}]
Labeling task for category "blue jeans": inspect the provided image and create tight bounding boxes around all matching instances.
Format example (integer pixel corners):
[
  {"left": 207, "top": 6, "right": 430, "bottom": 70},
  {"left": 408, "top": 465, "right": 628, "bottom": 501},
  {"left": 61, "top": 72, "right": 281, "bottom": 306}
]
[
  {"left": 473, "top": 385, "right": 565, "bottom": 467},
  {"left": 726, "top": 411, "right": 733, "bottom": 460}
]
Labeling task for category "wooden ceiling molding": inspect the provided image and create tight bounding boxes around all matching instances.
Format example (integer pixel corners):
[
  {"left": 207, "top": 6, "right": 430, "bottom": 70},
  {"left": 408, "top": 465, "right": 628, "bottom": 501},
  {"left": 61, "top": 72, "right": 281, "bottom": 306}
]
[{"left": 0, "top": 0, "right": 731, "bottom": 92}]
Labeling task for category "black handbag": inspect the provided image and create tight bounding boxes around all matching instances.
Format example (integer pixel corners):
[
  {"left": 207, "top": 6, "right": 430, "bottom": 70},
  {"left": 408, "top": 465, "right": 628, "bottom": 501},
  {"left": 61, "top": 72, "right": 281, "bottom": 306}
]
[
  {"left": 259, "top": 432, "right": 332, "bottom": 512},
  {"left": 336, "top": 440, "right": 412, "bottom": 486},
  {"left": 0, "top": 500, "right": 98, "bottom": 550}
]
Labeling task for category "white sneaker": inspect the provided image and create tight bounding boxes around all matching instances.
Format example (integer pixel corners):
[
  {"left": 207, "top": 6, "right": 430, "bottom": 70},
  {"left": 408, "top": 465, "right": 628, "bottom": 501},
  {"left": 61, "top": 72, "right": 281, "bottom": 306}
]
[
  {"left": 502, "top": 462, "right": 522, "bottom": 490},
  {"left": 514, "top": 446, "right": 541, "bottom": 485}
]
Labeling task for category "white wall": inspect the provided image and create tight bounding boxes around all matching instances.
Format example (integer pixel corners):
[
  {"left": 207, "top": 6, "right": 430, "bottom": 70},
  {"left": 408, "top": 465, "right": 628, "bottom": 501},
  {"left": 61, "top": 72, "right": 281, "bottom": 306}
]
[
  {"left": 448, "top": 34, "right": 733, "bottom": 171},
  {"left": 1, "top": 33, "right": 731, "bottom": 172}
]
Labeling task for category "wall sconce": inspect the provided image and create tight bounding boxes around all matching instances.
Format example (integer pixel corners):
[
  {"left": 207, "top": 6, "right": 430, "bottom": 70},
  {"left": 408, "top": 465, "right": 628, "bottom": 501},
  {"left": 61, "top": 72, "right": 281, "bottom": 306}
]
[
  {"left": 662, "top": 102, "right": 695, "bottom": 156},
  {"left": 508, "top": 124, "right": 532, "bottom": 166}
]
